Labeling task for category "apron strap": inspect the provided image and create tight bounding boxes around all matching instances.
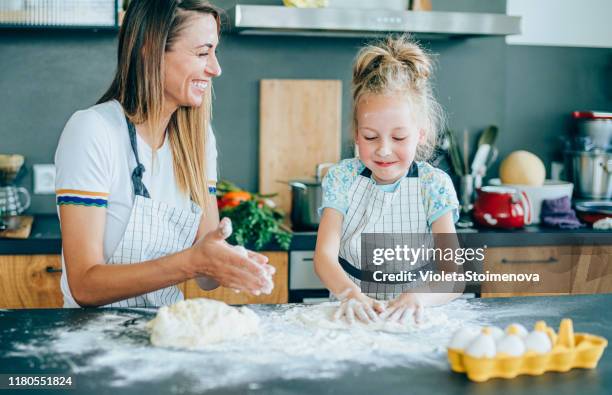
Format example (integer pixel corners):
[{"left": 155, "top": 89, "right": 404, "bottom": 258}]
[
  {"left": 125, "top": 116, "right": 151, "bottom": 198},
  {"left": 359, "top": 161, "right": 419, "bottom": 178}
]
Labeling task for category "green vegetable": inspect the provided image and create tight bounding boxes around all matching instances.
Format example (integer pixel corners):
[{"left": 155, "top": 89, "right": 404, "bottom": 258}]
[{"left": 220, "top": 199, "right": 292, "bottom": 251}]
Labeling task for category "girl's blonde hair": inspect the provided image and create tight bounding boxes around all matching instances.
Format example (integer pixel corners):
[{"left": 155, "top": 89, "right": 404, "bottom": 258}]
[
  {"left": 99, "top": 0, "right": 222, "bottom": 209},
  {"left": 352, "top": 35, "right": 444, "bottom": 161}
]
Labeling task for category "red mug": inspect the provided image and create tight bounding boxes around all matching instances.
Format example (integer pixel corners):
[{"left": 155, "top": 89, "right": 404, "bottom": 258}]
[{"left": 473, "top": 186, "right": 532, "bottom": 229}]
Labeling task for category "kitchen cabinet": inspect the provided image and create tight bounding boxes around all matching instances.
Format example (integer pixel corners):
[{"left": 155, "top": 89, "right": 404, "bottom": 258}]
[
  {"left": 570, "top": 245, "right": 612, "bottom": 295},
  {"left": 481, "top": 245, "right": 612, "bottom": 297},
  {"left": 182, "top": 251, "right": 289, "bottom": 304},
  {"left": 0, "top": 255, "right": 63, "bottom": 308},
  {"left": 506, "top": 0, "right": 612, "bottom": 48},
  {"left": 0, "top": 251, "right": 288, "bottom": 308}
]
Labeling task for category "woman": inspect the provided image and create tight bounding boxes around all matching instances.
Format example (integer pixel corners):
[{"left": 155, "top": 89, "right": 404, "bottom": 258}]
[{"left": 54, "top": 0, "right": 273, "bottom": 308}]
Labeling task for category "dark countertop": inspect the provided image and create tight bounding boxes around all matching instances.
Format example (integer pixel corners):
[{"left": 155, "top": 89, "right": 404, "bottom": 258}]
[
  {"left": 0, "top": 214, "right": 610, "bottom": 255},
  {"left": 0, "top": 214, "right": 61, "bottom": 255},
  {"left": 1, "top": 294, "right": 611, "bottom": 394}
]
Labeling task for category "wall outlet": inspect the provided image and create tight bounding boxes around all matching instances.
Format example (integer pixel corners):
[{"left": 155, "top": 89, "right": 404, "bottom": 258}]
[{"left": 33, "top": 164, "right": 56, "bottom": 194}]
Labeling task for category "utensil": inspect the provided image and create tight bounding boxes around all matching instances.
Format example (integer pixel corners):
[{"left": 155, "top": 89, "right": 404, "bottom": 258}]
[
  {"left": 287, "top": 163, "right": 334, "bottom": 230},
  {"left": 573, "top": 111, "right": 612, "bottom": 150},
  {"left": 463, "top": 129, "right": 470, "bottom": 176},
  {"left": 471, "top": 125, "right": 499, "bottom": 188},
  {"left": 445, "top": 129, "right": 466, "bottom": 176},
  {"left": 564, "top": 149, "right": 612, "bottom": 199},
  {"left": 473, "top": 186, "right": 532, "bottom": 229},
  {"left": 478, "top": 125, "right": 498, "bottom": 146}
]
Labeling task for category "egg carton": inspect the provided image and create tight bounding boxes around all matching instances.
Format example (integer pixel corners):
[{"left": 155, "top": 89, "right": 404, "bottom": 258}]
[{"left": 447, "top": 319, "right": 607, "bottom": 382}]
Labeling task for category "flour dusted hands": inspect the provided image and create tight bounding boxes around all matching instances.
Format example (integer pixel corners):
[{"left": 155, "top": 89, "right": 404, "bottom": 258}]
[
  {"left": 190, "top": 218, "right": 275, "bottom": 295},
  {"left": 333, "top": 288, "right": 385, "bottom": 324},
  {"left": 379, "top": 293, "right": 424, "bottom": 324}
]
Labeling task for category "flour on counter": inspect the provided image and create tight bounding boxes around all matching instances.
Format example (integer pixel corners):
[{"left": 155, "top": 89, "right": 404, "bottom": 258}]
[{"left": 6, "top": 299, "right": 488, "bottom": 393}]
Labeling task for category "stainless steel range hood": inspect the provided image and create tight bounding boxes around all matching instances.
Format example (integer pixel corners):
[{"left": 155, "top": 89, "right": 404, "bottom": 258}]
[{"left": 227, "top": 5, "right": 521, "bottom": 38}]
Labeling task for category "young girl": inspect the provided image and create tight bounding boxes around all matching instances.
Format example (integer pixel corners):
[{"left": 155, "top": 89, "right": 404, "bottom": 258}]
[{"left": 314, "top": 36, "right": 461, "bottom": 325}]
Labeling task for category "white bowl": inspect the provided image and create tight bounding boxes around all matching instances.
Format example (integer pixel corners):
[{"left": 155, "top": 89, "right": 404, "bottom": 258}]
[{"left": 488, "top": 179, "right": 574, "bottom": 224}]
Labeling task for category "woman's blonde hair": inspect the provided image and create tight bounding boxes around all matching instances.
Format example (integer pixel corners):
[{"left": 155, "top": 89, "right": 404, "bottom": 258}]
[
  {"left": 351, "top": 35, "right": 444, "bottom": 161},
  {"left": 99, "top": 0, "right": 221, "bottom": 208}
]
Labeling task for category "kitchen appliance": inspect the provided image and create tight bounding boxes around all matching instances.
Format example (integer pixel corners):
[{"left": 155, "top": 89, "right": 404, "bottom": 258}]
[
  {"left": 564, "top": 149, "right": 612, "bottom": 200},
  {"left": 288, "top": 163, "right": 334, "bottom": 230},
  {"left": 573, "top": 111, "right": 612, "bottom": 150},
  {"left": 228, "top": 5, "right": 521, "bottom": 38},
  {"left": 0, "top": 154, "right": 30, "bottom": 231},
  {"left": 489, "top": 179, "right": 574, "bottom": 224},
  {"left": 473, "top": 186, "right": 532, "bottom": 229},
  {"left": 0, "top": 186, "right": 30, "bottom": 217},
  {"left": 289, "top": 250, "right": 329, "bottom": 303}
]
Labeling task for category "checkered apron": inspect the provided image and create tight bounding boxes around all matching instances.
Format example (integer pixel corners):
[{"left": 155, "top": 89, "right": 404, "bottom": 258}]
[
  {"left": 103, "top": 117, "right": 202, "bottom": 308},
  {"left": 338, "top": 163, "right": 431, "bottom": 300}
]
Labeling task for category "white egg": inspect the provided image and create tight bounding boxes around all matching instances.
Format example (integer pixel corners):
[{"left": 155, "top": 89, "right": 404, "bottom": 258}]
[
  {"left": 507, "top": 323, "right": 528, "bottom": 338},
  {"left": 524, "top": 331, "right": 552, "bottom": 354},
  {"left": 489, "top": 326, "right": 505, "bottom": 342},
  {"left": 496, "top": 334, "right": 526, "bottom": 357},
  {"left": 465, "top": 331, "right": 496, "bottom": 358},
  {"left": 448, "top": 327, "right": 481, "bottom": 350}
]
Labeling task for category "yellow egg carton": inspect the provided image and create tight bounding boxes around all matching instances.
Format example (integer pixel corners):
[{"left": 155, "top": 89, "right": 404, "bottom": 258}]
[{"left": 447, "top": 319, "right": 608, "bottom": 382}]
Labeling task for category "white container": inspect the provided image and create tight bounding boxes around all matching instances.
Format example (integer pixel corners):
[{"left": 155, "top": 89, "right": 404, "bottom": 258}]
[{"left": 489, "top": 179, "right": 574, "bottom": 224}]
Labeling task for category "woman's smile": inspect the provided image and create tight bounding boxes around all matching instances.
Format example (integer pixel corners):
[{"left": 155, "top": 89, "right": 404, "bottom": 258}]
[{"left": 191, "top": 79, "right": 210, "bottom": 94}]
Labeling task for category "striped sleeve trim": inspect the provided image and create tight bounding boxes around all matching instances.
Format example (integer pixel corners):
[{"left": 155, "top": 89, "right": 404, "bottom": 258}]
[
  {"left": 56, "top": 189, "right": 108, "bottom": 208},
  {"left": 208, "top": 181, "right": 217, "bottom": 195}
]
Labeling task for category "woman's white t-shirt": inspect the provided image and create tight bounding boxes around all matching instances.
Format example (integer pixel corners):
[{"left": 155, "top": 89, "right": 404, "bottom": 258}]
[{"left": 54, "top": 100, "right": 217, "bottom": 307}]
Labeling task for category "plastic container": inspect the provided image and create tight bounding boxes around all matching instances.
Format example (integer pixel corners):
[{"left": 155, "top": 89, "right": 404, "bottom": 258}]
[{"left": 447, "top": 319, "right": 607, "bottom": 382}]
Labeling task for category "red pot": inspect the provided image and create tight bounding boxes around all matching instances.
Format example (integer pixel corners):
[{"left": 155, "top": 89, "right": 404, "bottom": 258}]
[{"left": 473, "top": 186, "right": 532, "bottom": 229}]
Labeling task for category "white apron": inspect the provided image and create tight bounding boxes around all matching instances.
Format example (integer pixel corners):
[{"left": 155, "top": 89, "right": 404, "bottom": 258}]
[
  {"left": 103, "top": 117, "right": 202, "bottom": 307},
  {"left": 338, "top": 163, "right": 431, "bottom": 300}
]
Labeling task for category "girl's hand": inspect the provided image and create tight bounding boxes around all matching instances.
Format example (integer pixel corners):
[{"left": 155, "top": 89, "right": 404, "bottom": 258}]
[
  {"left": 380, "top": 293, "right": 424, "bottom": 324},
  {"left": 190, "top": 218, "right": 274, "bottom": 295},
  {"left": 333, "top": 288, "right": 385, "bottom": 324}
]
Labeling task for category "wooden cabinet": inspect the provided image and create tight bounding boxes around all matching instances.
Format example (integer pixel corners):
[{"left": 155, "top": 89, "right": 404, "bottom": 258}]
[
  {"left": 0, "top": 251, "right": 288, "bottom": 308},
  {"left": 481, "top": 245, "right": 612, "bottom": 298},
  {"left": 182, "top": 251, "right": 289, "bottom": 304},
  {"left": 0, "top": 255, "right": 63, "bottom": 308},
  {"left": 570, "top": 245, "right": 612, "bottom": 295}
]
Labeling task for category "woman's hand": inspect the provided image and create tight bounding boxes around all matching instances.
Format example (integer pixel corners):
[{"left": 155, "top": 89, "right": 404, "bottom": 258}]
[
  {"left": 380, "top": 293, "right": 424, "bottom": 324},
  {"left": 189, "top": 218, "right": 274, "bottom": 295},
  {"left": 333, "top": 288, "right": 385, "bottom": 324}
]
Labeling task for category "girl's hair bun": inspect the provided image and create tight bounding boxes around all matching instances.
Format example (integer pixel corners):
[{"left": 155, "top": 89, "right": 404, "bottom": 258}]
[
  {"left": 353, "top": 34, "right": 432, "bottom": 94},
  {"left": 351, "top": 35, "right": 445, "bottom": 161}
]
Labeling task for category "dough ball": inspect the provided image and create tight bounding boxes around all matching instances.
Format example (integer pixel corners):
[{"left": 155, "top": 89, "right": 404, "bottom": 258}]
[
  {"left": 499, "top": 151, "right": 546, "bottom": 186},
  {"left": 147, "top": 298, "right": 260, "bottom": 349}
]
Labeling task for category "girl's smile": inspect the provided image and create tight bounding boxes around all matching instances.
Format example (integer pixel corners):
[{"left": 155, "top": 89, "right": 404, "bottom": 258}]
[{"left": 356, "top": 94, "right": 424, "bottom": 185}]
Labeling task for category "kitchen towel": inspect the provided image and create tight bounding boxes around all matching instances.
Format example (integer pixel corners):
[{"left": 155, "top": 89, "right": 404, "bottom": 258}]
[{"left": 540, "top": 196, "right": 584, "bottom": 229}]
